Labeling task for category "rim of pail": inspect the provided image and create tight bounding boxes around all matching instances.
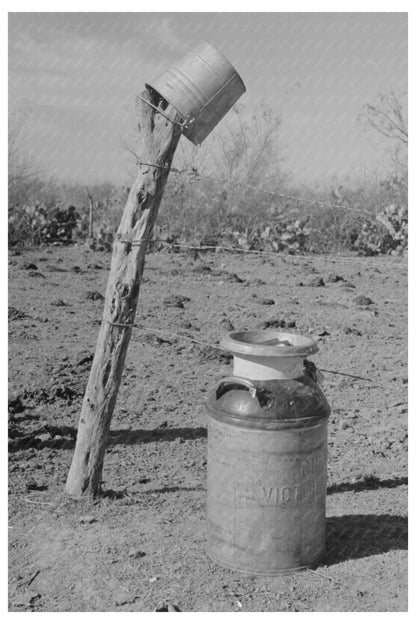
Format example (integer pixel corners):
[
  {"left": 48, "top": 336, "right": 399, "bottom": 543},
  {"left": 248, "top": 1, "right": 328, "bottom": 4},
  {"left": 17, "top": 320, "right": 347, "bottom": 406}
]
[
  {"left": 144, "top": 41, "right": 246, "bottom": 145},
  {"left": 192, "top": 41, "right": 239, "bottom": 66},
  {"left": 221, "top": 330, "right": 319, "bottom": 358}
]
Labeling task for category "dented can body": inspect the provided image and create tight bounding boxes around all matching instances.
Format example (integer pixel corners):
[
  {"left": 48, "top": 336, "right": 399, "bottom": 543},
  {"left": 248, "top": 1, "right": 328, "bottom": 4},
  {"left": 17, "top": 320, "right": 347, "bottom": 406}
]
[
  {"left": 206, "top": 331, "right": 330, "bottom": 575},
  {"left": 146, "top": 41, "right": 246, "bottom": 145}
]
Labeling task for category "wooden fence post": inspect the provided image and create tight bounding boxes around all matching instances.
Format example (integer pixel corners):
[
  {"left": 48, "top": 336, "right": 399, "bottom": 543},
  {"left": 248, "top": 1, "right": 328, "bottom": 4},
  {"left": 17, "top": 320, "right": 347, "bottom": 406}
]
[
  {"left": 65, "top": 88, "right": 182, "bottom": 498},
  {"left": 85, "top": 187, "right": 94, "bottom": 242}
]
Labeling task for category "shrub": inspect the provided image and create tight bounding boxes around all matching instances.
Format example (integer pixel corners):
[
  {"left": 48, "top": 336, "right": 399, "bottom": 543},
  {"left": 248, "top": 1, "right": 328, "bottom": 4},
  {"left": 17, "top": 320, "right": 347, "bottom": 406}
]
[{"left": 353, "top": 204, "right": 408, "bottom": 256}]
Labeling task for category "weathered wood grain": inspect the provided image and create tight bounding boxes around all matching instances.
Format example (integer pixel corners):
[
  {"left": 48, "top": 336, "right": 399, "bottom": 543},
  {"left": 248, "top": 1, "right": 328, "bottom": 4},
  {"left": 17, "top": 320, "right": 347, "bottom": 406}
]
[{"left": 65, "top": 88, "right": 182, "bottom": 497}]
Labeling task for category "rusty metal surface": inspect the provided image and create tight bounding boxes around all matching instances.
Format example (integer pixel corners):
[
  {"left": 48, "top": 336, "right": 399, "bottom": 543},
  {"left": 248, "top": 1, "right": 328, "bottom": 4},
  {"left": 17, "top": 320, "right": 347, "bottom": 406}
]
[
  {"left": 207, "top": 375, "right": 330, "bottom": 428},
  {"left": 207, "top": 415, "right": 328, "bottom": 574},
  {"left": 146, "top": 41, "right": 246, "bottom": 145},
  {"left": 207, "top": 365, "right": 330, "bottom": 575}
]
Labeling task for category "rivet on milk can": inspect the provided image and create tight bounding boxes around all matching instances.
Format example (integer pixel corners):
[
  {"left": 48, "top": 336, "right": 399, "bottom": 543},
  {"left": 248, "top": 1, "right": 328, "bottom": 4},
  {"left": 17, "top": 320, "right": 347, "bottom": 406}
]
[
  {"left": 206, "top": 330, "right": 331, "bottom": 575},
  {"left": 145, "top": 41, "right": 246, "bottom": 145}
]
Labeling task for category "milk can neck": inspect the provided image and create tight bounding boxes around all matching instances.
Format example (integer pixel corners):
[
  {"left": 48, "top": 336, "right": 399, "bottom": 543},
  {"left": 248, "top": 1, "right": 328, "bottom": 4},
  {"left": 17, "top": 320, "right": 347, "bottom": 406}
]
[{"left": 233, "top": 354, "right": 304, "bottom": 381}]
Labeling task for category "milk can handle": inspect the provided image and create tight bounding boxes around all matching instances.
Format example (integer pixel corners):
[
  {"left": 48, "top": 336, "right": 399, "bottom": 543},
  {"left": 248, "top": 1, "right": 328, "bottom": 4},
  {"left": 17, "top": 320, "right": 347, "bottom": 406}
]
[{"left": 215, "top": 377, "right": 274, "bottom": 410}]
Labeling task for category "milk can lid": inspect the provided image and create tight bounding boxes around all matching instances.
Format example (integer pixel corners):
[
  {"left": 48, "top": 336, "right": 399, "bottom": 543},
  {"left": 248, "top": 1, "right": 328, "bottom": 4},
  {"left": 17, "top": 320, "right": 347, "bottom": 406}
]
[{"left": 221, "top": 330, "right": 318, "bottom": 358}]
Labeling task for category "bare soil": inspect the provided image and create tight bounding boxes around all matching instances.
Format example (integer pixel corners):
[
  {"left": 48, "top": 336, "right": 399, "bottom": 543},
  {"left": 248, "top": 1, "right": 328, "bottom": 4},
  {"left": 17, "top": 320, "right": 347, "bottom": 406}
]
[{"left": 8, "top": 245, "right": 408, "bottom": 612}]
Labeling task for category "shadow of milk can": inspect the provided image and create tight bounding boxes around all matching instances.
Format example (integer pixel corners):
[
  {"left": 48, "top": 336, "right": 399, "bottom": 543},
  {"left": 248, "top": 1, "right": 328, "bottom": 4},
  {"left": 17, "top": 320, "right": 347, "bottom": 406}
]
[
  {"left": 206, "top": 330, "right": 331, "bottom": 575},
  {"left": 145, "top": 41, "right": 246, "bottom": 145}
]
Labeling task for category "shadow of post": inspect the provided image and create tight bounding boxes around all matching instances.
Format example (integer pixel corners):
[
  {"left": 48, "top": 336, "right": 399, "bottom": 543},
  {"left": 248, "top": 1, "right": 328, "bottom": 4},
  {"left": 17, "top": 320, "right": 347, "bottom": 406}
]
[
  {"left": 325, "top": 514, "right": 407, "bottom": 565},
  {"left": 8, "top": 426, "right": 208, "bottom": 452},
  {"left": 327, "top": 476, "right": 407, "bottom": 494},
  {"left": 108, "top": 427, "right": 208, "bottom": 445}
]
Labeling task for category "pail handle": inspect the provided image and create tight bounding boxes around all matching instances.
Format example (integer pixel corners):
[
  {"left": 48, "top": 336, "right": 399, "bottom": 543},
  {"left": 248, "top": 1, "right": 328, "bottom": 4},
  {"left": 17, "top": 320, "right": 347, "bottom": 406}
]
[
  {"left": 138, "top": 94, "right": 186, "bottom": 128},
  {"left": 215, "top": 377, "right": 274, "bottom": 410}
]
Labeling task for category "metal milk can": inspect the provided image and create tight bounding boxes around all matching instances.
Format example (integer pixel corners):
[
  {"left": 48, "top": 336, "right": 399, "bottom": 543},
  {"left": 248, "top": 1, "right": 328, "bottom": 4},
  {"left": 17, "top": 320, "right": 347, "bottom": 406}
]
[{"left": 206, "top": 330, "right": 331, "bottom": 575}]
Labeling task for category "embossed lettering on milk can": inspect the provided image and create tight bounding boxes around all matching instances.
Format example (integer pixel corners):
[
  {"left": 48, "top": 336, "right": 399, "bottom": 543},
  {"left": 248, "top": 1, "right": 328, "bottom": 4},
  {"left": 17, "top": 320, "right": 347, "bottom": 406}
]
[{"left": 206, "top": 330, "right": 331, "bottom": 575}]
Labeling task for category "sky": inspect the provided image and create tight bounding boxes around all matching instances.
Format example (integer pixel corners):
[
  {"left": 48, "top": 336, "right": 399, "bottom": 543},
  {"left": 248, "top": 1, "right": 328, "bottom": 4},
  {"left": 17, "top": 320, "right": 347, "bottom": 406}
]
[{"left": 8, "top": 12, "right": 408, "bottom": 187}]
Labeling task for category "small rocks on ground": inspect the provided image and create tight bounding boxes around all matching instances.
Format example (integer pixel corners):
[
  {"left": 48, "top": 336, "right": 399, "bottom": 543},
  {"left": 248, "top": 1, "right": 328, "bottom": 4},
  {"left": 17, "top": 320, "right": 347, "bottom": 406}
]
[
  {"left": 307, "top": 277, "right": 325, "bottom": 287},
  {"left": 163, "top": 294, "right": 191, "bottom": 308},
  {"left": 114, "top": 593, "right": 133, "bottom": 607},
  {"left": 50, "top": 299, "right": 68, "bottom": 307},
  {"left": 128, "top": 548, "right": 146, "bottom": 559},
  {"left": 86, "top": 291, "right": 105, "bottom": 301},
  {"left": 344, "top": 327, "right": 362, "bottom": 336},
  {"left": 26, "top": 479, "right": 48, "bottom": 492},
  {"left": 179, "top": 320, "right": 200, "bottom": 332},
  {"left": 34, "top": 432, "right": 52, "bottom": 443},
  {"left": 256, "top": 318, "right": 296, "bottom": 329},
  {"left": 354, "top": 295, "right": 374, "bottom": 306},
  {"left": 87, "top": 263, "right": 104, "bottom": 270},
  {"left": 249, "top": 277, "right": 266, "bottom": 286},
  {"left": 327, "top": 273, "right": 345, "bottom": 282},
  {"left": 20, "top": 262, "right": 38, "bottom": 270},
  {"left": 193, "top": 264, "right": 212, "bottom": 274},
  {"left": 180, "top": 320, "right": 193, "bottom": 329},
  {"left": 28, "top": 270, "right": 45, "bottom": 278},
  {"left": 226, "top": 272, "right": 245, "bottom": 283},
  {"left": 78, "top": 515, "right": 97, "bottom": 524},
  {"left": 76, "top": 353, "right": 94, "bottom": 367},
  {"left": 45, "top": 264, "right": 67, "bottom": 272},
  {"left": 220, "top": 319, "right": 235, "bottom": 331}
]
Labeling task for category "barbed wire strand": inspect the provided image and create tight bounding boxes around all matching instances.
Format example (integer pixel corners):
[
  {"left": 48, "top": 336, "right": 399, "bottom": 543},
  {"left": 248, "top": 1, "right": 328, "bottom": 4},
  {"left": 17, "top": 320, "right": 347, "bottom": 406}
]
[
  {"left": 136, "top": 105, "right": 401, "bottom": 219},
  {"left": 138, "top": 160, "right": 381, "bottom": 218},
  {"left": 115, "top": 237, "right": 407, "bottom": 269},
  {"left": 105, "top": 319, "right": 377, "bottom": 384}
]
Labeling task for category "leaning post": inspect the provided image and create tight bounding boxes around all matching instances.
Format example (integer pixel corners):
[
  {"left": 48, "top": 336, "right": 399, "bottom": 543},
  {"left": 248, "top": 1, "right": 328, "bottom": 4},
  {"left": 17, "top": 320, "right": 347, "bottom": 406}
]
[{"left": 65, "top": 88, "right": 182, "bottom": 497}]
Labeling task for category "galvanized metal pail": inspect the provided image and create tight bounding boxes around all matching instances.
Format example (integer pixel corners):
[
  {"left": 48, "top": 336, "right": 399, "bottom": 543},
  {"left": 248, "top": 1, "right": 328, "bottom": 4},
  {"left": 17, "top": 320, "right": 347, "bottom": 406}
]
[
  {"left": 206, "top": 330, "right": 331, "bottom": 575},
  {"left": 146, "top": 41, "right": 246, "bottom": 145}
]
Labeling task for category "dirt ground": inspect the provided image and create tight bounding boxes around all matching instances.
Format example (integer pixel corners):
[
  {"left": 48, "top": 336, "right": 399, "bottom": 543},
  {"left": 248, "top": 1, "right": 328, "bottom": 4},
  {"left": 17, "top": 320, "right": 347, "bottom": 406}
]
[{"left": 8, "top": 244, "right": 408, "bottom": 612}]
